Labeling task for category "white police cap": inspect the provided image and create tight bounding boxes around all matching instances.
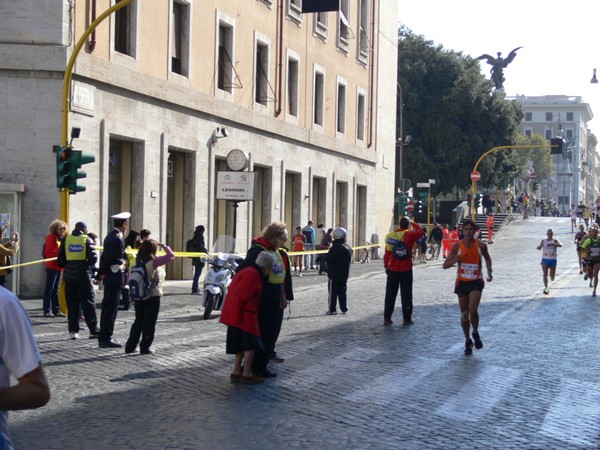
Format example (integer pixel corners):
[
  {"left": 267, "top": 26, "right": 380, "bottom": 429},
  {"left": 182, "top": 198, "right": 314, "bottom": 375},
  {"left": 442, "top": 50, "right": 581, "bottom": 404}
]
[{"left": 111, "top": 211, "right": 131, "bottom": 220}]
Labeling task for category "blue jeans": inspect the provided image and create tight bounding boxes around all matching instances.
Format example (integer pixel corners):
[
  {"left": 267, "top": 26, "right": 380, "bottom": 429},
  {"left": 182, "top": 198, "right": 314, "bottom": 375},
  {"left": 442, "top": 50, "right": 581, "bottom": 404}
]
[
  {"left": 303, "top": 244, "right": 314, "bottom": 269},
  {"left": 191, "top": 262, "right": 204, "bottom": 293},
  {"left": 43, "top": 268, "right": 62, "bottom": 314}
]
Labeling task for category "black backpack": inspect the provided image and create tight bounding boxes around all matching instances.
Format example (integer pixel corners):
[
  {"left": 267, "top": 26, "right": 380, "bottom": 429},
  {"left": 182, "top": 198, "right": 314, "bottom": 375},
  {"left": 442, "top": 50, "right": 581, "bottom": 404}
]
[{"left": 186, "top": 239, "right": 199, "bottom": 254}]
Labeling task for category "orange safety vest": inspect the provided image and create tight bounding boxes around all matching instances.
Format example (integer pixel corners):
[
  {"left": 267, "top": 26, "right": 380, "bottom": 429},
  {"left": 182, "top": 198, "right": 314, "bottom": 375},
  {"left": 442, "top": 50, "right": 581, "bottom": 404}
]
[{"left": 456, "top": 239, "right": 483, "bottom": 282}]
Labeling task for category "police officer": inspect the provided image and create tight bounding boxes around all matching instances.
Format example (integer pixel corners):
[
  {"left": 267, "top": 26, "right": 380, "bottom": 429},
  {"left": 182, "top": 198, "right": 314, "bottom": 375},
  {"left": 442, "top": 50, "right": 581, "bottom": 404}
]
[
  {"left": 57, "top": 221, "right": 99, "bottom": 340},
  {"left": 97, "top": 212, "right": 130, "bottom": 348}
]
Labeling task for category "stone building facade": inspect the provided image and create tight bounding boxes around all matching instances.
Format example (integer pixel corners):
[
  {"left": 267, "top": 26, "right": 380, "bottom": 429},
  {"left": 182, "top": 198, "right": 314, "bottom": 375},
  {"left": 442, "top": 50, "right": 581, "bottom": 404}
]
[{"left": 0, "top": 0, "right": 399, "bottom": 295}]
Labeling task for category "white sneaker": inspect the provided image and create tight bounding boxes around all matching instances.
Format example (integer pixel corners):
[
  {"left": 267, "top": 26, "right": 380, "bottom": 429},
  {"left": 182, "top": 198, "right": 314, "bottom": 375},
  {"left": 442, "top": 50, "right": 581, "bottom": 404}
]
[{"left": 70, "top": 332, "right": 79, "bottom": 340}]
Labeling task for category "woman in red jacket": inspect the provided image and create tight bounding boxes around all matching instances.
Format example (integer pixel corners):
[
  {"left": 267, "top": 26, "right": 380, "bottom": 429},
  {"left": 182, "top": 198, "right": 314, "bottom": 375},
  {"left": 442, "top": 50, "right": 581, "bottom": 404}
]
[
  {"left": 220, "top": 251, "right": 275, "bottom": 384},
  {"left": 43, "top": 219, "right": 67, "bottom": 317}
]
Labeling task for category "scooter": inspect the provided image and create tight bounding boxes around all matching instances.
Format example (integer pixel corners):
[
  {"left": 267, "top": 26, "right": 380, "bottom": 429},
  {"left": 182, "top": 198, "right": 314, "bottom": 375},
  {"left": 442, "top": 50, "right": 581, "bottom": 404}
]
[{"left": 201, "top": 236, "right": 242, "bottom": 320}]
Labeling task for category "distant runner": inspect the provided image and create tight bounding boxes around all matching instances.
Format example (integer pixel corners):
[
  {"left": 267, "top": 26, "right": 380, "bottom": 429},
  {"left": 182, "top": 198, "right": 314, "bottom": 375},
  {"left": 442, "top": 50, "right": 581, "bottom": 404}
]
[
  {"left": 581, "top": 224, "right": 600, "bottom": 297},
  {"left": 536, "top": 229, "right": 562, "bottom": 295}
]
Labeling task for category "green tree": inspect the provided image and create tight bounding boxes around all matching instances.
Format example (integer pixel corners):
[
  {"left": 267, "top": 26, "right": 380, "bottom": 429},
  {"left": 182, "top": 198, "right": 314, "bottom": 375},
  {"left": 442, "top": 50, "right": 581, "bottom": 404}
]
[{"left": 398, "top": 27, "right": 523, "bottom": 195}]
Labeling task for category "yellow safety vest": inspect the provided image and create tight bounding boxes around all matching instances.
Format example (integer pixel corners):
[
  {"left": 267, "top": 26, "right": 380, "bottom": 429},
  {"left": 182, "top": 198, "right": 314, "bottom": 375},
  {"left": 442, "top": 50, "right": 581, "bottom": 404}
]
[{"left": 65, "top": 234, "right": 87, "bottom": 261}]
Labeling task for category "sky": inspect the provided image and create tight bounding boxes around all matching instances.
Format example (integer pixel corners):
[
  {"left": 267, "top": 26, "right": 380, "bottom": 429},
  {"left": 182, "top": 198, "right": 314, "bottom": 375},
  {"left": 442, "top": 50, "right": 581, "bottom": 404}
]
[{"left": 397, "top": 0, "right": 600, "bottom": 131}]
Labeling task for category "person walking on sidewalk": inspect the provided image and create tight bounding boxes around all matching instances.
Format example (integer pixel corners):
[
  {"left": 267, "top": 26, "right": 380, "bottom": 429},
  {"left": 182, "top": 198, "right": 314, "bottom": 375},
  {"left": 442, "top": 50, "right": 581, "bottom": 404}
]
[
  {"left": 188, "top": 225, "right": 208, "bottom": 294},
  {"left": 57, "top": 221, "right": 100, "bottom": 340},
  {"left": 581, "top": 224, "right": 600, "bottom": 297},
  {"left": 383, "top": 217, "right": 424, "bottom": 325},
  {"left": 536, "top": 229, "right": 562, "bottom": 295},
  {"left": 443, "top": 219, "right": 493, "bottom": 355},
  {"left": 325, "top": 227, "right": 352, "bottom": 315},
  {"left": 220, "top": 251, "right": 276, "bottom": 384},
  {"left": 125, "top": 239, "right": 175, "bottom": 355}
]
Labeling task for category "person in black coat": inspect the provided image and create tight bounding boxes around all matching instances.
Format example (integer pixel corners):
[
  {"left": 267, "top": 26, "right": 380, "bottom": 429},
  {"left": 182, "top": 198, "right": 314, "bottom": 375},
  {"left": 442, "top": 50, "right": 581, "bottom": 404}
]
[
  {"left": 190, "top": 225, "right": 208, "bottom": 294},
  {"left": 96, "top": 212, "right": 130, "bottom": 348},
  {"left": 325, "top": 227, "right": 352, "bottom": 315}
]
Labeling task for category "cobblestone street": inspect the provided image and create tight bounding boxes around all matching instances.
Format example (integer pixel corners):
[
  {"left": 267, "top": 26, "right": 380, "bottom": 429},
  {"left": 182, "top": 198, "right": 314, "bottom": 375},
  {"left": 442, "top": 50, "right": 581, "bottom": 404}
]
[{"left": 9, "top": 217, "right": 600, "bottom": 449}]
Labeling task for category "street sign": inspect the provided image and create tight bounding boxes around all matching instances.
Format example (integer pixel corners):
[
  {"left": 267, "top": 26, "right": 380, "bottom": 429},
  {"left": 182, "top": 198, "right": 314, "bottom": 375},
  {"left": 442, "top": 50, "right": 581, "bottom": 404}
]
[
  {"left": 470, "top": 171, "right": 481, "bottom": 181},
  {"left": 406, "top": 200, "right": 415, "bottom": 213},
  {"left": 416, "top": 182, "right": 430, "bottom": 188},
  {"left": 400, "top": 178, "right": 411, "bottom": 192},
  {"left": 530, "top": 172, "right": 537, "bottom": 180}
]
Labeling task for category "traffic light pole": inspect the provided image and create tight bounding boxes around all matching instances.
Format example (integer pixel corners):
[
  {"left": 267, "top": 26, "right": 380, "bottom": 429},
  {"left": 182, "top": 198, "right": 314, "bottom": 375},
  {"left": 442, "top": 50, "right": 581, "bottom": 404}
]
[
  {"left": 59, "top": 0, "right": 135, "bottom": 224},
  {"left": 470, "top": 144, "right": 551, "bottom": 220}
]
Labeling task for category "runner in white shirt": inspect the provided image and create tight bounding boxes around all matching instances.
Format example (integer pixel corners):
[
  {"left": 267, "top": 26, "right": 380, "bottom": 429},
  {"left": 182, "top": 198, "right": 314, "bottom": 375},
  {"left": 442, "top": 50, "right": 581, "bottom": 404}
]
[
  {"left": 536, "top": 229, "right": 562, "bottom": 295},
  {"left": 570, "top": 205, "right": 578, "bottom": 232},
  {"left": 0, "top": 286, "right": 50, "bottom": 449}
]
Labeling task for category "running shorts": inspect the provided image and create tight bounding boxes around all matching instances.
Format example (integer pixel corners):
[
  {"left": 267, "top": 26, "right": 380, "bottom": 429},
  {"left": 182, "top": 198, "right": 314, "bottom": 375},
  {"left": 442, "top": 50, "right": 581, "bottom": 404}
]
[
  {"left": 541, "top": 258, "right": 557, "bottom": 268},
  {"left": 454, "top": 279, "right": 484, "bottom": 296}
]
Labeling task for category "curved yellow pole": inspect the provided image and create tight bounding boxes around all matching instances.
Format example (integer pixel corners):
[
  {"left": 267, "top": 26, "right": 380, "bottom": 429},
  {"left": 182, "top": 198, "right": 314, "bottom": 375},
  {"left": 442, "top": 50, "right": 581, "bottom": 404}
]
[
  {"left": 60, "top": 0, "right": 136, "bottom": 223},
  {"left": 470, "top": 145, "right": 550, "bottom": 220}
]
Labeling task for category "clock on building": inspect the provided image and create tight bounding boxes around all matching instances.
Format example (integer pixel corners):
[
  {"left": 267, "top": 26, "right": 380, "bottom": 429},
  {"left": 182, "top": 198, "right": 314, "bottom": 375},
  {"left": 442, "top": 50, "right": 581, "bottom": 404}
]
[{"left": 226, "top": 149, "right": 249, "bottom": 171}]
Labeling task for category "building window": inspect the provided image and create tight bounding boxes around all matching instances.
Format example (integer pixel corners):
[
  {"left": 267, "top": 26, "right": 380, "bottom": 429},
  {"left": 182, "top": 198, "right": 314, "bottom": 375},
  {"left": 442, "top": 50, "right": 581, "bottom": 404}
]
[
  {"left": 524, "top": 112, "right": 532, "bottom": 121},
  {"left": 566, "top": 129, "right": 573, "bottom": 139},
  {"left": 545, "top": 129, "right": 551, "bottom": 140},
  {"left": 114, "top": 0, "right": 136, "bottom": 57},
  {"left": 566, "top": 112, "right": 574, "bottom": 121},
  {"left": 255, "top": 42, "right": 269, "bottom": 105},
  {"left": 313, "top": 70, "right": 325, "bottom": 127},
  {"left": 171, "top": 1, "right": 190, "bottom": 77},
  {"left": 524, "top": 129, "right": 532, "bottom": 138},
  {"left": 217, "top": 22, "right": 234, "bottom": 93},
  {"left": 287, "top": 57, "right": 299, "bottom": 117},
  {"left": 260, "top": 0, "right": 273, "bottom": 6},
  {"left": 338, "top": 0, "right": 350, "bottom": 53},
  {"left": 357, "top": 0, "right": 369, "bottom": 63},
  {"left": 315, "top": 12, "right": 328, "bottom": 39},
  {"left": 288, "top": 0, "right": 302, "bottom": 25},
  {"left": 357, "top": 91, "right": 366, "bottom": 141},
  {"left": 336, "top": 80, "right": 347, "bottom": 134},
  {"left": 545, "top": 112, "right": 553, "bottom": 121}
]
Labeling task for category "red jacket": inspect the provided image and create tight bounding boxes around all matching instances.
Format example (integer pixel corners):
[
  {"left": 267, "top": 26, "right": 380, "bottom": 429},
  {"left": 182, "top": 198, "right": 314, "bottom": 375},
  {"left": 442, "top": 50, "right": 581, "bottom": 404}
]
[
  {"left": 44, "top": 234, "right": 63, "bottom": 271},
  {"left": 219, "top": 264, "right": 264, "bottom": 336},
  {"left": 383, "top": 222, "right": 424, "bottom": 272}
]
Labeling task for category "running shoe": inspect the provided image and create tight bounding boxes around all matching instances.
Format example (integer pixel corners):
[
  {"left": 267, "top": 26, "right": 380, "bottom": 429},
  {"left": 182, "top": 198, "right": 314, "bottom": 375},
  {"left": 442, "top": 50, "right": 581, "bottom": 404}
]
[
  {"left": 543, "top": 288, "right": 549, "bottom": 295},
  {"left": 464, "top": 338, "right": 474, "bottom": 355},
  {"left": 584, "top": 273, "right": 589, "bottom": 281},
  {"left": 593, "top": 290, "right": 597, "bottom": 297},
  {"left": 472, "top": 332, "right": 483, "bottom": 350}
]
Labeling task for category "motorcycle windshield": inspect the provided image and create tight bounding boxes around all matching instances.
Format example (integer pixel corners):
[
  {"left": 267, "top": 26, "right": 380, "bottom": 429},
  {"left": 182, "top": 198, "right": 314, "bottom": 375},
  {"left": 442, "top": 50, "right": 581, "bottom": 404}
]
[{"left": 212, "top": 235, "right": 236, "bottom": 254}]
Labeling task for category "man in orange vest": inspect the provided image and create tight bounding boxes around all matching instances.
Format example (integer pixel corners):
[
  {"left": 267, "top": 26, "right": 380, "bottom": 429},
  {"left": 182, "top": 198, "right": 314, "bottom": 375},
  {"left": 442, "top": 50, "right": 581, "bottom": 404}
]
[{"left": 442, "top": 219, "right": 493, "bottom": 356}]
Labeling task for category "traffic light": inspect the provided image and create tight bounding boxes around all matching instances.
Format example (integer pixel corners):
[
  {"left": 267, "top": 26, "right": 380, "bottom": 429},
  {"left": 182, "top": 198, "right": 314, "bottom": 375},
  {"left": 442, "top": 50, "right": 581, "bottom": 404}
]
[
  {"left": 399, "top": 194, "right": 408, "bottom": 213},
  {"left": 55, "top": 145, "right": 95, "bottom": 193},
  {"left": 417, "top": 200, "right": 423, "bottom": 213},
  {"left": 475, "top": 194, "right": 481, "bottom": 209},
  {"left": 418, "top": 191, "right": 428, "bottom": 208},
  {"left": 533, "top": 181, "right": 539, "bottom": 191}
]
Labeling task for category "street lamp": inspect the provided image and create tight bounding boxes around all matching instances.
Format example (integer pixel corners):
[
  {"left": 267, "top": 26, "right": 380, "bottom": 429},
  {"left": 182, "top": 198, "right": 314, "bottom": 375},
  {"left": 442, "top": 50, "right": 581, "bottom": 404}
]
[{"left": 591, "top": 68, "right": 598, "bottom": 84}]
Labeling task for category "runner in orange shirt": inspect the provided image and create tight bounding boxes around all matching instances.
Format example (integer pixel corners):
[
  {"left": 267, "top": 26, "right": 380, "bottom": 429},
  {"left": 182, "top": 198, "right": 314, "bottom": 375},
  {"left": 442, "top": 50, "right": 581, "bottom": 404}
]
[{"left": 443, "top": 219, "right": 493, "bottom": 355}]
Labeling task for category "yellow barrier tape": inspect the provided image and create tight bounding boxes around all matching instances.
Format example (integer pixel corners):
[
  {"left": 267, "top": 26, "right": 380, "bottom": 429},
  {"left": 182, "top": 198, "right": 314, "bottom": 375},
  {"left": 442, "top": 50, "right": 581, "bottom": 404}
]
[{"left": 2, "top": 244, "right": 385, "bottom": 270}]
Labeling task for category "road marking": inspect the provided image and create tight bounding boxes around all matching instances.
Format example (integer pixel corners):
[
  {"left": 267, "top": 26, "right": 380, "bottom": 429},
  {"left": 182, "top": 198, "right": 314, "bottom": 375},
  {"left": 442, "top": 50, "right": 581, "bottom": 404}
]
[
  {"left": 342, "top": 356, "right": 442, "bottom": 405},
  {"left": 540, "top": 378, "right": 600, "bottom": 447},
  {"left": 436, "top": 365, "right": 521, "bottom": 421}
]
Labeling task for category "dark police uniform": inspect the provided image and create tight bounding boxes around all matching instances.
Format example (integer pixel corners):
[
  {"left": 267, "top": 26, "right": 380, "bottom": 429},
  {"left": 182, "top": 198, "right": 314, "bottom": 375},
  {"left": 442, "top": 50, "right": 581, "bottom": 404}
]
[
  {"left": 57, "top": 230, "right": 99, "bottom": 336},
  {"left": 97, "top": 227, "right": 127, "bottom": 346}
]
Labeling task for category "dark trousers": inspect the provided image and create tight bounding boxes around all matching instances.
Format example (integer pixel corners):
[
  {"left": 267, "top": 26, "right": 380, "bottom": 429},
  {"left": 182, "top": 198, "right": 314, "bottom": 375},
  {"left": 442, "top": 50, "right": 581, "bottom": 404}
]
[
  {"left": 253, "top": 300, "right": 283, "bottom": 373},
  {"left": 191, "top": 263, "right": 204, "bottom": 293},
  {"left": 0, "top": 275, "right": 5, "bottom": 287},
  {"left": 126, "top": 296, "right": 160, "bottom": 352},
  {"left": 384, "top": 270, "right": 413, "bottom": 320},
  {"left": 65, "top": 280, "right": 98, "bottom": 333},
  {"left": 328, "top": 279, "right": 348, "bottom": 312},
  {"left": 99, "top": 283, "right": 121, "bottom": 343},
  {"left": 43, "top": 268, "right": 62, "bottom": 314}
]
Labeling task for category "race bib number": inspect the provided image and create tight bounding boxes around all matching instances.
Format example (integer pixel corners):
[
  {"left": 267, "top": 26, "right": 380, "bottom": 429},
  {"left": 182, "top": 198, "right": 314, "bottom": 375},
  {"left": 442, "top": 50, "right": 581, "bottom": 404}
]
[{"left": 459, "top": 263, "right": 479, "bottom": 280}]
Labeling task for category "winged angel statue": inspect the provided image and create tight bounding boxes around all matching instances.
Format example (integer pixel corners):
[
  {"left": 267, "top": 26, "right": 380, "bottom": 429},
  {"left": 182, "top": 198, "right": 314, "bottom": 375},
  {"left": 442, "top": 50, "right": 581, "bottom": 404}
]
[{"left": 477, "top": 47, "right": 523, "bottom": 90}]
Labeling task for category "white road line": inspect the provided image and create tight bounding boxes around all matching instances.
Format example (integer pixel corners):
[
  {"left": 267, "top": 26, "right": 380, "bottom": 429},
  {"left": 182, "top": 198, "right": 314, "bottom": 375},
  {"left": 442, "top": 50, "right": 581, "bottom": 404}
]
[
  {"left": 342, "top": 356, "right": 443, "bottom": 405},
  {"left": 540, "top": 378, "right": 600, "bottom": 447},
  {"left": 436, "top": 365, "right": 521, "bottom": 421}
]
